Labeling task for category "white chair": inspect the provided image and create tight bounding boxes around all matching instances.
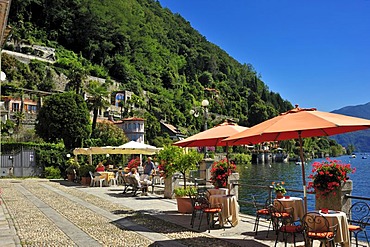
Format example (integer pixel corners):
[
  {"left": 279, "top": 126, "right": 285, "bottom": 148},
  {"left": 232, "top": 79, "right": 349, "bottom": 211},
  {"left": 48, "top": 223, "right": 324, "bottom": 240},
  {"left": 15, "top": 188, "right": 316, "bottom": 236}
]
[
  {"left": 89, "top": 171, "right": 105, "bottom": 187},
  {"left": 89, "top": 171, "right": 94, "bottom": 187},
  {"left": 109, "top": 172, "right": 119, "bottom": 186}
]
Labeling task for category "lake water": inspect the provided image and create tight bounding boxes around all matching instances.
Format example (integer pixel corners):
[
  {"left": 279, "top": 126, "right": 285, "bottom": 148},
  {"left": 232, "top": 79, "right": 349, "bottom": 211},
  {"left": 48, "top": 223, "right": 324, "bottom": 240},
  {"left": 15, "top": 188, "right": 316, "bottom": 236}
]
[{"left": 238, "top": 153, "right": 370, "bottom": 215}]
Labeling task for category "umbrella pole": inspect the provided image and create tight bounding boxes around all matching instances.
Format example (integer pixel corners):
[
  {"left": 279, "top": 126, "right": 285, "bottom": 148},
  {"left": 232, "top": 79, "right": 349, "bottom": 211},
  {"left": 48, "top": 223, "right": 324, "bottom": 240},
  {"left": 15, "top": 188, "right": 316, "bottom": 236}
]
[
  {"left": 299, "top": 133, "right": 308, "bottom": 213},
  {"left": 226, "top": 145, "right": 229, "bottom": 163}
]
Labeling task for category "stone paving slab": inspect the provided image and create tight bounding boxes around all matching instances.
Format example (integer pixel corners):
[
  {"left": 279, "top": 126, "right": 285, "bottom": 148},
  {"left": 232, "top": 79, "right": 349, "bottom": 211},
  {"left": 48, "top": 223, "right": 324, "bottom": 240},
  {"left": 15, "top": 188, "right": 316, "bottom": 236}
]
[{"left": 1, "top": 179, "right": 365, "bottom": 247}]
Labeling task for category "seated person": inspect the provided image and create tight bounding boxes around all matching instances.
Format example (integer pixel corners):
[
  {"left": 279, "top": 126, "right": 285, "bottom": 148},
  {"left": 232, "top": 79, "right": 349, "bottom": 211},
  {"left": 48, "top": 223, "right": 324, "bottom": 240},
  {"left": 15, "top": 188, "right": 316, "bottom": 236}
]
[
  {"left": 95, "top": 162, "right": 105, "bottom": 172},
  {"left": 128, "top": 168, "right": 141, "bottom": 186},
  {"left": 128, "top": 168, "right": 150, "bottom": 196}
]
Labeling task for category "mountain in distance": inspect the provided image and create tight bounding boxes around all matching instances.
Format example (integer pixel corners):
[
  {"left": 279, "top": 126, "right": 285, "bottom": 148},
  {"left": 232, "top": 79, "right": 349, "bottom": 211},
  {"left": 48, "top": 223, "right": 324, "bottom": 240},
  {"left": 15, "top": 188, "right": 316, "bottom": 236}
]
[{"left": 330, "top": 102, "right": 370, "bottom": 152}]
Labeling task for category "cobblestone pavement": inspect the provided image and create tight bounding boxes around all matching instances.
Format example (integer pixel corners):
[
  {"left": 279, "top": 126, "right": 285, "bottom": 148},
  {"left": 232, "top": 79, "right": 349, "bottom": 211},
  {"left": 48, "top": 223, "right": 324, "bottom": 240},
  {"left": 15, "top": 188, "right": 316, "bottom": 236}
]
[
  {"left": 3, "top": 179, "right": 351, "bottom": 246},
  {"left": 0, "top": 179, "right": 247, "bottom": 247}
]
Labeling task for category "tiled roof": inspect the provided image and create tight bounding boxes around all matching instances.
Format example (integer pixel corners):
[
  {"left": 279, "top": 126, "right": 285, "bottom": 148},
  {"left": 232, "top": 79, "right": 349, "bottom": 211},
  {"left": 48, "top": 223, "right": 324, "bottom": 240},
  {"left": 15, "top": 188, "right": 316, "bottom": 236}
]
[{"left": 123, "top": 117, "right": 145, "bottom": 121}]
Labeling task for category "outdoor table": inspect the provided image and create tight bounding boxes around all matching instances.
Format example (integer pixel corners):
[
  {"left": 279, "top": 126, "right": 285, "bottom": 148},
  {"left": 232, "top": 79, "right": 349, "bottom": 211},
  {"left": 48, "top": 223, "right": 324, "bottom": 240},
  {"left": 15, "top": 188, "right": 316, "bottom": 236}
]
[
  {"left": 99, "top": 172, "right": 115, "bottom": 185},
  {"left": 275, "top": 196, "right": 304, "bottom": 221},
  {"left": 209, "top": 194, "right": 239, "bottom": 227},
  {"left": 319, "top": 210, "right": 350, "bottom": 247},
  {"left": 208, "top": 188, "right": 229, "bottom": 196}
]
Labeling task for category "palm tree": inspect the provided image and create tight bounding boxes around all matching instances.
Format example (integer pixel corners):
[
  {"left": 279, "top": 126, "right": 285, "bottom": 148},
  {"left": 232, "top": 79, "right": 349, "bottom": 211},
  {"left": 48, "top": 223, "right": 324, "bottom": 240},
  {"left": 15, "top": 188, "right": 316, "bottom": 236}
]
[
  {"left": 85, "top": 81, "right": 110, "bottom": 134},
  {"left": 13, "top": 111, "right": 25, "bottom": 132}
]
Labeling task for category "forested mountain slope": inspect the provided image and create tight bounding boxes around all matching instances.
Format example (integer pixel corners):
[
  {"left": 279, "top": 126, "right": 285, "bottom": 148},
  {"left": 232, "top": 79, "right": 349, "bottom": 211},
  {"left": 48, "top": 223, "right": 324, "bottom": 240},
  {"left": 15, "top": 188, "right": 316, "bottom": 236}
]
[
  {"left": 330, "top": 102, "right": 370, "bottom": 152},
  {"left": 6, "top": 0, "right": 293, "bottom": 141}
]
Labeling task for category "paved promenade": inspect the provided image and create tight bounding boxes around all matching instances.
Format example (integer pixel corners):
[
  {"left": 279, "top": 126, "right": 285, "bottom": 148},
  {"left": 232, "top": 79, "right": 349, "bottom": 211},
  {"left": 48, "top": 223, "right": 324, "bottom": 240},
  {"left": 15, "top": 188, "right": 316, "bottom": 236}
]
[{"left": 0, "top": 179, "right": 313, "bottom": 246}]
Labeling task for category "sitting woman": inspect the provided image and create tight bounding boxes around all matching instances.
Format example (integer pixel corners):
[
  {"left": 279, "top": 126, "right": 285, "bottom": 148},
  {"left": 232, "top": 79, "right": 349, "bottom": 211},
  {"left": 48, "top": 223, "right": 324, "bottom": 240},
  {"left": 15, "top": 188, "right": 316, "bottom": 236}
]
[
  {"left": 95, "top": 162, "right": 105, "bottom": 172},
  {"left": 128, "top": 168, "right": 150, "bottom": 196}
]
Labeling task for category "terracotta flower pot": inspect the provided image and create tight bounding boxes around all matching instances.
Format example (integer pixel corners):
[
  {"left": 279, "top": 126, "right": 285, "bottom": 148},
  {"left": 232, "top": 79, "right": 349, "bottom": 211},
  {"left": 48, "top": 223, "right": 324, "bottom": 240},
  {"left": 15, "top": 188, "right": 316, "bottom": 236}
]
[
  {"left": 67, "top": 173, "right": 75, "bottom": 182},
  {"left": 81, "top": 177, "right": 91, "bottom": 186},
  {"left": 176, "top": 196, "right": 193, "bottom": 214},
  {"left": 276, "top": 192, "right": 284, "bottom": 199}
]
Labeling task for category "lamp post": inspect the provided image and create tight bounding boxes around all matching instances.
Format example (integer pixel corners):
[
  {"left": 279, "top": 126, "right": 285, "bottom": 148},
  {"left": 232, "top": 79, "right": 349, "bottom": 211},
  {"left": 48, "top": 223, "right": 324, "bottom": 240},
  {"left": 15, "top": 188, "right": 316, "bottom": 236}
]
[{"left": 190, "top": 99, "right": 209, "bottom": 158}]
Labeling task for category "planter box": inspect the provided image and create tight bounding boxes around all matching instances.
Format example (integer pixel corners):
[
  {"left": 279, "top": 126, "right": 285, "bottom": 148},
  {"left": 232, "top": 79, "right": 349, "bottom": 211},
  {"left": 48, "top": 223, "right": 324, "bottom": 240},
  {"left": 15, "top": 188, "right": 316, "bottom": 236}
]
[
  {"left": 315, "top": 180, "right": 353, "bottom": 214},
  {"left": 164, "top": 176, "right": 179, "bottom": 199},
  {"left": 176, "top": 196, "right": 193, "bottom": 214},
  {"left": 81, "top": 177, "right": 91, "bottom": 186}
]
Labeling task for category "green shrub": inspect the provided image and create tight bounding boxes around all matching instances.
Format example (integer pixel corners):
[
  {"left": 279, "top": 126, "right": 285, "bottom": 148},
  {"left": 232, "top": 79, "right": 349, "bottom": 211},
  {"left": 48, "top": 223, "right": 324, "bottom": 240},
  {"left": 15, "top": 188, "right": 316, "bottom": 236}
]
[
  {"left": 78, "top": 164, "right": 95, "bottom": 177},
  {"left": 66, "top": 158, "right": 80, "bottom": 175},
  {"left": 174, "top": 186, "right": 197, "bottom": 197},
  {"left": 44, "top": 166, "right": 61, "bottom": 179},
  {"left": 230, "top": 153, "right": 251, "bottom": 165}
]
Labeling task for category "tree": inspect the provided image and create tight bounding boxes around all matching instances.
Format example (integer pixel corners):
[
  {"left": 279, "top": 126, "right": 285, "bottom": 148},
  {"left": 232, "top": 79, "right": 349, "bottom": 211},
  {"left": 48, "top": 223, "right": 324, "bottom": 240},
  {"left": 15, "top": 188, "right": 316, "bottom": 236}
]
[
  {"left": 157, "top": 145, "right": 202, "bottom": 188},
  {"left": 13, "top": 111, "right": 25, "bottom": 132},
  {"left": 35, "top": 92, "right": 91, "bottom": 150},
  {"left": 346, "top": 144, "right": 356, "bottom": 155},
  {"left": 85, "top": 80, "right": 110, "bottom": 133},
  {"left": 67, "top": 66, "right": 87, "bottom": 95},
  {"left": 87, "top": 121, "right": 128, "bottom": 147}
]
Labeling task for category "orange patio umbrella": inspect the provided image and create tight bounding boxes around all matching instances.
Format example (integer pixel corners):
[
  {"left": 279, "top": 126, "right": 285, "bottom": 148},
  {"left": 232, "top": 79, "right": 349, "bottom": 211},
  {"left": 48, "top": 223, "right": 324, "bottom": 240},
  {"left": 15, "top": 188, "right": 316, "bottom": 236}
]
[
  {"left": 173, "top": 121, "right": 248, "bottom": 148},
  {"left": 223, "top": 105, "right": 370, "bottom": 212},
  {"left": 173, "top": 121, "right": 248, "bottom": 161}
]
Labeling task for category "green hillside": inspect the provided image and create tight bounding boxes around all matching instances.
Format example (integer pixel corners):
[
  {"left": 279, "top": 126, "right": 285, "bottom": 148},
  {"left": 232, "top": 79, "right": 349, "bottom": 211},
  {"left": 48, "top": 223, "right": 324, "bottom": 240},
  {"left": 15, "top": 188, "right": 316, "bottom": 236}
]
[
  {"left": 330, "top": 102, "right": 370, "bottom": 152},
  {"left": 6, "top": 0, "right": 292, "bottom": 134}
]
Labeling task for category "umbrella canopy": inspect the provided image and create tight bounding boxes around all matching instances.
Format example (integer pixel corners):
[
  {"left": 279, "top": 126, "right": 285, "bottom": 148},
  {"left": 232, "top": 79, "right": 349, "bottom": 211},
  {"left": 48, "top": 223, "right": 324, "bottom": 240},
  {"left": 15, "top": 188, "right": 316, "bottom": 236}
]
[
  {"left": 173, "top": 121, "right": 248, "bottom": 147},
  {"left": 224, "top": 105, "right": 370, "bottom": 212},
  {"left": 224, "top": 106, "right": 370, "bottom": 144},
  {"left": 112, "top": 141, "right": 161, "bottom": 155},
  {"left": 73, "top": 141, "right": 161, "bottom": 156}
]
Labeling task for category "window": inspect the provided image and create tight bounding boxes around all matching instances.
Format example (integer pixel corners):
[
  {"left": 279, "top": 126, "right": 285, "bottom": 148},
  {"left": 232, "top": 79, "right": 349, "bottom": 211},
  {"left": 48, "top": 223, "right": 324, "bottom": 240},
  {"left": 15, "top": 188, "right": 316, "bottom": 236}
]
[{"left": 12, "top": 103, "right": 20, "bottom": 112}]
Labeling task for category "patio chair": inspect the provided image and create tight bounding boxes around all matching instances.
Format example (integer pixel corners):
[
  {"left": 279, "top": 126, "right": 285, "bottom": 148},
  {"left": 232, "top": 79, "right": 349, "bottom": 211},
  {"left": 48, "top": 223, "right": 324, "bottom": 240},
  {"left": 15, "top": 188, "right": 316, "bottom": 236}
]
[
  {"left": 108, "top": 172, "right": 119, "bottom": 186},
  {"left": 273, "top": 200, "right": 295, "bottom": 224},
  {"left": 347, "top": 201, "right": 370, "bottom": 247},
  {"left": 188, "top": 193, "right": 206, "bottom": 228},
  {"left": 122, "top": 175, "right": 140, "bottom": 196},
  {"left": 197, "top": 187, "right": 210, "bottom": 199},
  {"left": 198, "top": 196, "right": 223, "bottom": 233},
  {"left": 252, "top": 195, "right": 272, "bottom": 237},
  {"left": 269, "top": 204, "right": 304, "bottom": 247},
  {"left": 89, "top": 171, "right": 94, "bottom": 187},
  {"left": 128, "top": 175, "right": 142, "bottom": 196},
  {"left": 302, "top": 211, "right": 337, "bottom": 247},
  {"left": 89, "top": 171, "right": 105, "bottom": 187}
]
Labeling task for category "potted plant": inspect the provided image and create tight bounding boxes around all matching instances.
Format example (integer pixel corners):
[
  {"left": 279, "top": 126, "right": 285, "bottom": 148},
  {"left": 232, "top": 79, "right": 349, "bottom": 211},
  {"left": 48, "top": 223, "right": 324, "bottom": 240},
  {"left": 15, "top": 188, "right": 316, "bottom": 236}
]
[
  {"left": 174, "top": 186, "right": 197, "bottom": 213},
  {"left": 78, "top": 164, "right": 95, "bottom": 186},
  {"left": 65, "top": 158, "right": 80, "bottom": 182},
  {"left": 210, "top": 158, "right": 236, "bottom": 189},
  {"left": 307, "top": 158, "right": 355, "bottom": 211},
  {"left": 272, "top": 181, "right": 286, "bottom": 198},
  {"left": 157, "top": 145, "right": 203, "bottom": 212}
]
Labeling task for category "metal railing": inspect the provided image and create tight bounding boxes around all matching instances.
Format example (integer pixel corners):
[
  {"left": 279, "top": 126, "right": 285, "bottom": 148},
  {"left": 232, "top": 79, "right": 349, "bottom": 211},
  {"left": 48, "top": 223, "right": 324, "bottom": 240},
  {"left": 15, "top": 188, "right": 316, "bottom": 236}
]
[
  {"left": 236, "top": 183, "right": 312, "bottom": 207},
  {"left": 345, "top": 194, "right": 370, "bottom": 201}
]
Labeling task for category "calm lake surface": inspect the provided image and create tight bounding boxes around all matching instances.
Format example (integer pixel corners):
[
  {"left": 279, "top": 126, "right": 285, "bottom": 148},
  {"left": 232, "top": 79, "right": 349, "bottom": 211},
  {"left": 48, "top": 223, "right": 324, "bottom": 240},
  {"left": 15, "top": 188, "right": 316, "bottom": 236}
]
[{"left": 238, "top": 153, "right": 370, "bottom": 215}]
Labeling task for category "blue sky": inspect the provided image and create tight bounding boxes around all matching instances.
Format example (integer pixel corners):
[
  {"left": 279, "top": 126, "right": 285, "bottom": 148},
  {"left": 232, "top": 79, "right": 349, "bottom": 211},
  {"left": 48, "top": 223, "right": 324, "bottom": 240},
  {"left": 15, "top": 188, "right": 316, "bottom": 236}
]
[{"left": 158, "top": 0, "right": 370, "bottom": 112}]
